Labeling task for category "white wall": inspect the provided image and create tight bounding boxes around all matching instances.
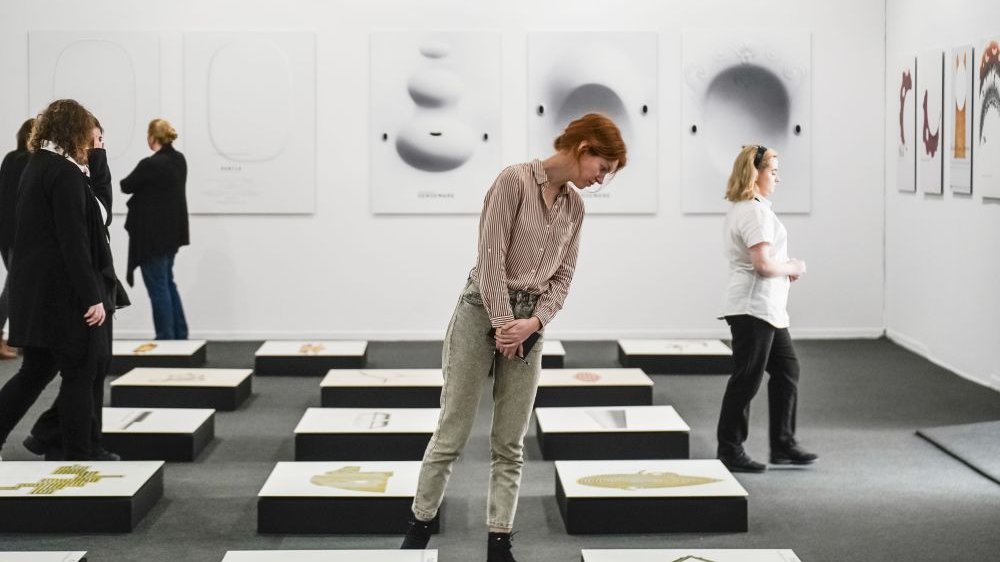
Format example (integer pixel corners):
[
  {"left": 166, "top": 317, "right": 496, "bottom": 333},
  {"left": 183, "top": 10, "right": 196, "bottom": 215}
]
[
  {"left": 0, "top": 0, "right": 886, "bottom": 341},
  {"left": 885, "top": 0, "right": 1000, "bottom": 390}
]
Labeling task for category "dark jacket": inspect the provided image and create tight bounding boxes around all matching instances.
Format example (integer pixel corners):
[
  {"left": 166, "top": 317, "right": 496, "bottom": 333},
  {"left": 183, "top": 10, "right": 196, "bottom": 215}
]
[
  {"left": 0, "top": 149, "right": 31, "bottom": 264},
  {"left": 121, "top": 144, "right": 189, "bottom": 285},
  {"left": 8, "top": 150, "right": 115, "bottom": 354}
]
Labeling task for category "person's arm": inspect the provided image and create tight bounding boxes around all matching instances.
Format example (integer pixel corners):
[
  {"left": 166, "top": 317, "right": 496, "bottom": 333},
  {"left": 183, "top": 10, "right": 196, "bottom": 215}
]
[
  {"left": 88, "top": 148, "right": 113, "bottom": 213},
  {"left": 120, "top": 157, "right": 153, "bottom": 195},
  {"left": 748, "top": 243, "right": 806, "bottom": 278},
  {"left": 476, "top": 168, "right": 521, "bottom": 328},
  {"left": 51, "top": 167, "right": 103, "bottom": 315}
]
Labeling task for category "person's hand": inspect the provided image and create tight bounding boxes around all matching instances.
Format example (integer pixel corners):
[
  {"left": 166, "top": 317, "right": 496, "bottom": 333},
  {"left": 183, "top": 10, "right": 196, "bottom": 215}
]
[
  {"left": 496, "top": 340, "right": 522, "bottom": 360},
  {"left": 84, "top": 303, "right": 106, "bottom": 326},
  {"left": 788, "top": 258, "right": 806, "bottom": 276},
  {"left": 494, "top": 318, "right": 541, "bottom": 346},
  {"left": 91, "top": 127, "right": 104, "bottom": 149}
]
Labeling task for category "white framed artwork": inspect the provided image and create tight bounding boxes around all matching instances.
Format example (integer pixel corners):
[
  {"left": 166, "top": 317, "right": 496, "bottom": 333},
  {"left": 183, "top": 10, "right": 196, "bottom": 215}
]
[
  {"left": 29, "top": 30, "right": 160, "bottom": 211},
  {"left": 183, "top": 32, "right": 316, "bottom": 213},
  {"left": 682, "top": 30, "right": 811, "bottom": 213},
  {"left": 950, "top": 45, "right": 974, "bottom": 194},
  {"left": 528, "top": 32, "right": 658, "bottom": 214},
  {"left": 917, "top": 49, "right": 945, "bottom": 194},
  {"left": 976, "top": 38, "right": 1000, "bottom": 199},
  {"left": 370, "top": 31, "right": 501, "bottom": 214}
]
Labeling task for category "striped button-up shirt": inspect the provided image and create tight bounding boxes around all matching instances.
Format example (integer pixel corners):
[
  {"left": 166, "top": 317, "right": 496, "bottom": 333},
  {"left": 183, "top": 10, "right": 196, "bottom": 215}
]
[{"left": 470, "top": 159, "right": 584, "bottom": 328}]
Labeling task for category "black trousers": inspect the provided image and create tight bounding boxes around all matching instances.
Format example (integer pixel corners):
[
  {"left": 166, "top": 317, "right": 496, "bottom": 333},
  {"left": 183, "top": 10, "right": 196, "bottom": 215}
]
[
  {"left": 28, "top": 317, "right": 112, "bottom": 458},
  {"left": 717, "top": 314, "right": 800, "bottom": 458},
  {"left": 0, "top": 346, "right": 97, "bottom": 460}
]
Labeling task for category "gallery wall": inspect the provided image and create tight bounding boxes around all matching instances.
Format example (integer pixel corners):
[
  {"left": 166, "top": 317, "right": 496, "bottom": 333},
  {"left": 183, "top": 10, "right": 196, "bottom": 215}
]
[
  {"left": 885, "top": 0, "right": 1000, "bottom": 390},
  {"left": 0, "top": 0, "right": 886, "bottom": 341}
]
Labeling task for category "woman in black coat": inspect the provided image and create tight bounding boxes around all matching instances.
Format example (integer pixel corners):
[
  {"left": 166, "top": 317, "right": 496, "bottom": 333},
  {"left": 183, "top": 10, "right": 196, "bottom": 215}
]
[
  {"left": 0, "top": 99, "right": 115, "bottom": 461},
  {"left": 121, "top": 118, "right": 189, "bottom": 340},
  {"left": 0, "top": 118, "right": 36, "bottom": 359}
]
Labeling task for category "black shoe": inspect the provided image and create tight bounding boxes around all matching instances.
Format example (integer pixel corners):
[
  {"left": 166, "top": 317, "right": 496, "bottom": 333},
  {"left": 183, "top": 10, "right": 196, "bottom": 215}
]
[
  {"left": 487, "top": 531, "right": 517, "bottom": 562},
  {"left": 22, "top": 435, "right": 49, "bottom": 456},
  {"left": 719, "top": 453, "right": 767, "bottom": 473},
  {"left": 91, "top": 449, "right": 121, "bottom": 461},
  {"left": 770, "top": 444, "right": 818, "bottom": 465},
  {"left": 400, "top": 515, "right": 434, "bottom": 549}
]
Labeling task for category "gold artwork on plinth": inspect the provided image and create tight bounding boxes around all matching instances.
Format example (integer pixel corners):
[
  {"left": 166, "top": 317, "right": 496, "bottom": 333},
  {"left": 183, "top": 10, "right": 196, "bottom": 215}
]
[
  {"left": 310, "top": 466, "right": 394, "bottom": 493},
  {"left": 0, "top": 464, "right": 125, "bottom": 495},
  {"left": 299, "top": 343, "right": 327, "bottom": 355},
  {"left": 577, "top": 470, "right": 721, "bottom": 491},
  {"left": 133, "top": 342, "right": 158, "bottom": 354}
]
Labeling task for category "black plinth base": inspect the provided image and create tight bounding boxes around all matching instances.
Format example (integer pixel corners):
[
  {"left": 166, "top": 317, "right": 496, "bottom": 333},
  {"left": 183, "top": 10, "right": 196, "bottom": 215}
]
[
  {"left": 618, "top": 349, "right": 733, "bottom": 375},
  {"left": 537, "top": 426, "right": 688, "bottom": 460},
  {"left": 542, "top": 355, "right": 564, "bottom": 368},
  {"left": 111, "top": 347, "right": 207, "bottom": 375},
  {"left": 534, "top": 386, "right": 652, "bottom": 408},
  {"left": 295, "top": 433, "right": 432, "bottom": 461},
  {"left": 321, "top": 387, "right": 441, "bottom": 408},
  {"left": 111, "top": 378, "right": 251, "bottom": 411},
  {"left": 257, "top": 496, "right": 441, "bottom": 534},
  {"left": 255, "top": 354, "right": 367, "bottom": 376},
  {"left": 556, "top": 478, "right": 746, "bottom": 534},
  {"left": 104, "top": 417, "right": 214, "bottom": 462},
  {"left": 0, "top": 467, "right": 163, "bottom": 532}
]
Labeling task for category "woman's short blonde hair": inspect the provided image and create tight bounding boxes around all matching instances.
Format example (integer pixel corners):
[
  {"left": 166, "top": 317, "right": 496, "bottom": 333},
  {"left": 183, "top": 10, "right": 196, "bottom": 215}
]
[
  {"left": 724, "top": 144, "right": 778, "bottom": 202},
  {"left": 148, "top": 118, "right": 178, "bottom": 145}
]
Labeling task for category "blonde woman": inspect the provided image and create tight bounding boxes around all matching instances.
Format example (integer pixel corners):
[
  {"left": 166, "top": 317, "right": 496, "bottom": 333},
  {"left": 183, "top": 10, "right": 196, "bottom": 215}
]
[
  {"left": 121, "top": 119, "right": 189, "bottom": 340},
  {"left": 717, "top": 145, "right": 817, "bottom": 473}
]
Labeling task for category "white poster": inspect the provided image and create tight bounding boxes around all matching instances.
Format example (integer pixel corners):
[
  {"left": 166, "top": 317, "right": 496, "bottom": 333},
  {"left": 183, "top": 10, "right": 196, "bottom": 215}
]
[
  {"left": 29, "top": 30, "right": 160, "bottom": 211},
  {"left": 917, "top": 50, "right": 944, "bottom": 195},
  {"left": 184, "top": 32, "right": 316, "bottom": 213},
  {"left": 976, "top": 39, "right": 1000, "bottom": 199},
  {"left": 370, "top": 32, "right": 501, "bottom": 214},
  {"left": 528, "top": 32, "right": 658, "bottom": 214},
  {"left": 683, "top": 30, "right": 812, "bottom": 213},
  {"left": 950, "top": 45, "right": 974, "bottom": 194}
]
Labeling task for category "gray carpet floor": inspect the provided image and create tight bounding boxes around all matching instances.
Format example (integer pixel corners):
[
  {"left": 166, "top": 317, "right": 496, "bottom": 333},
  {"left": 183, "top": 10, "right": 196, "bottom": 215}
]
[
  {"left": 917, "top": 420, "right": 1000, "bottom": 485},
  {"left": 1, "top": 338, "right": 999, "bottom": 561}
]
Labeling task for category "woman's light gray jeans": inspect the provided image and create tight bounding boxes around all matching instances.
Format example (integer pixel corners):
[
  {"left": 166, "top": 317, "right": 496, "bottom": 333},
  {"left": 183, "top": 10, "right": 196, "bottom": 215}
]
[{"left": 411, "top": 278, "right": 543, "bottom": 530}]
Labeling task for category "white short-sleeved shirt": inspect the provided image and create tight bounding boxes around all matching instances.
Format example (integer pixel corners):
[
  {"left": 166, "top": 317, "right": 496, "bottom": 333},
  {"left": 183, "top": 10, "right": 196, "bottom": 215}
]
[{"left": 720, "top": 196, "right": 790, "bottom": 328}]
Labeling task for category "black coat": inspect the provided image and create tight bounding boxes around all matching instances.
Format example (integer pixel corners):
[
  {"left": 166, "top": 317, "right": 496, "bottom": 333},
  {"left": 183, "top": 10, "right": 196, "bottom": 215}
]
[
  {"left": 121, "top": 144, "right": 189, "bottom": 286},
  {"left": 8, "top": 150, "right": 116, "bottom": 355},
  {"left": 0, "top": 149, "right": 31, "bottom": 264}
]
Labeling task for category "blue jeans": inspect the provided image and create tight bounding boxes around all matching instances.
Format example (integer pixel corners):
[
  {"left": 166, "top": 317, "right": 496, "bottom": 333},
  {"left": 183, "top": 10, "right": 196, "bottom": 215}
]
[{"left": 140, "top": 253, "right": 188, "bottom": 340}]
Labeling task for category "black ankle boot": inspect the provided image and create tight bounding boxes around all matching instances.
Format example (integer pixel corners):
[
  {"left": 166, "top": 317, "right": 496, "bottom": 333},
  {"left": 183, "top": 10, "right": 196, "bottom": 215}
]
[
  {"left": 487, "top": 531, "right": 517, "bottom": 562},
  {"left": 400, "top": 515, "right": 434, "bottom": 549}
]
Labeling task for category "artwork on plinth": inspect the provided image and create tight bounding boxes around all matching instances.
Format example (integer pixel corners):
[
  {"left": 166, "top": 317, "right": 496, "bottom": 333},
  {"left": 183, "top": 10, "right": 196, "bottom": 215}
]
[
  {"left": 255, "top": 341, "right": 367, "bottom": 357},
  {"left": 258, "top": 461, "right": 421, "bottom": 497},
  {"left": 535, "top": 405, "right": 689, "bottom": 433},
  {"left": 917, "top": 50, "right": 944, "bottom": 194},
  {"left": 555, "top": 459, "right": 747, "bottom": 498},
  {"left": 222, "top": 551, "right": 440, "bottom": 562},
  {"left": 895, "top": 56, "right": 917, "bottom": 192},
  {"left": 294, "top": 407, "right": 440, "bottom": 434},
  {"left": 113, "top": 340, "right": 206, "bottom": 357},
  {"left": 581, "top": 550, "right": 801, "bottom": 562},
  {"left": 0, "top": 462, "right": 162, "bottom": 497},
  {"left": 682, "top": 30, "right": 811, "bottom": 213},
  {"left": 370, "top": 32, "right": 501, "bottom": 214},
  {"left": 976, "top": 38, "right": 1000, "bottom": 199},
  {"left": 183, "top": 32, "right": 316, "bottom": 214},
  {"left": 320, "top": 369, "right": 444, "bottom": 388},
  {"left": 528, "top": 32, "right": 658, "bottom": 214},
  {"left": 113, "top": 368, "right": 251, "bottom": 388},
  {"left": 0, "top": 553, "right": 88, "bottom": 562},
  {"left": 103, "top": 407, "right": 213, "bottom": 433},
  {"left": 618, "top": 339, "right": 732, "bottom": 356},
  {"left": 538, "top": 369, "right": 653, "bottom": 388},
  {"left": 950, "top": 45, "right": 975, "bottom": 194},
  {"left": 29, "top": 30, "right": 160, "bottom": 215}
]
